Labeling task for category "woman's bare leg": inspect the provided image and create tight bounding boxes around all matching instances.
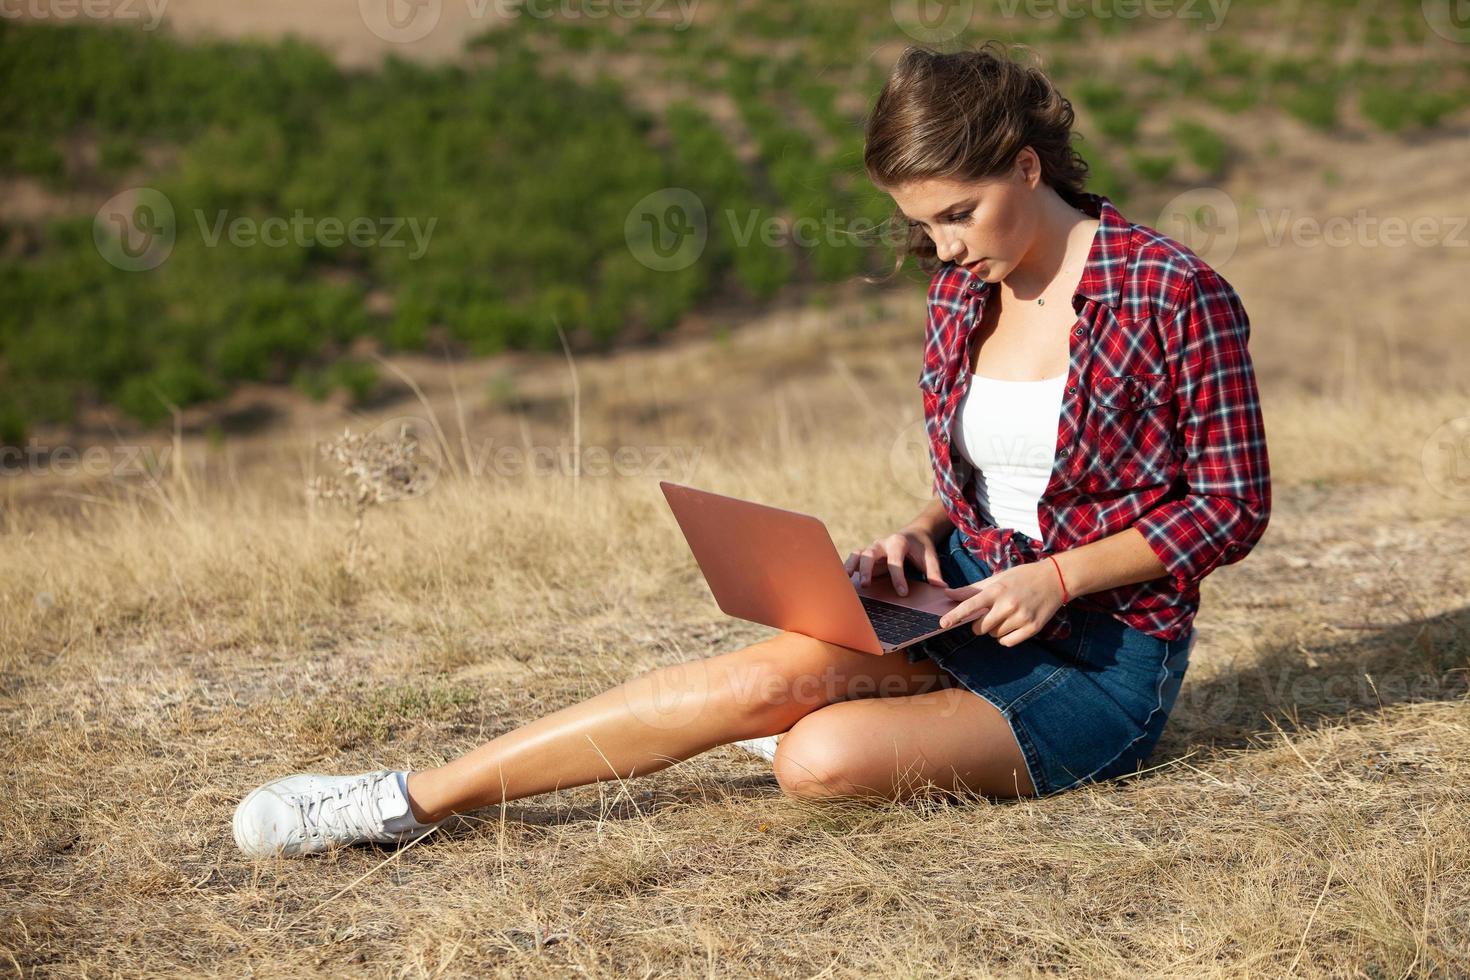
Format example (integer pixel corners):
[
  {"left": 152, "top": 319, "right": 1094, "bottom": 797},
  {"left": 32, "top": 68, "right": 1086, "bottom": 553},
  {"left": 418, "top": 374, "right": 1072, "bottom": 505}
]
[
  {"left": 403, "top": 631, "right": 960, "bottom": 822},
  {"left": 771, "top": 687, "right": 1037, "bottom": 801}
]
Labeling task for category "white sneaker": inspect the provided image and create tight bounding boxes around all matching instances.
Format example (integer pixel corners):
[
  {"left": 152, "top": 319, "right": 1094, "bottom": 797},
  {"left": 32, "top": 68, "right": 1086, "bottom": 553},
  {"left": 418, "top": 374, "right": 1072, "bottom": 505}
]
[
  {"left": 732, "top": 733, "right": 784, "bottom": 762},
  {"left": 232, "top": 769, "right": 443, "bottom": 858}
]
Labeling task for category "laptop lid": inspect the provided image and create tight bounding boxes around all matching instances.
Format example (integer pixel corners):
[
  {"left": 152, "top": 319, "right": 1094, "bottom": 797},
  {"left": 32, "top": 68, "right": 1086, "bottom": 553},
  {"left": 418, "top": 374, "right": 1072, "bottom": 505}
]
[{"left": 659, "top": 481, "right": 889, "bottom": 654}]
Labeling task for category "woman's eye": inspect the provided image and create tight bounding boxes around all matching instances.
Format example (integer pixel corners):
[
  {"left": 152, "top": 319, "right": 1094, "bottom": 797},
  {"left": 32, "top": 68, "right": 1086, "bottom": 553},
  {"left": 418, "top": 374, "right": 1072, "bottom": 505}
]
[{"left": 946, "top": 212, "right": 972, "bottom": 225}]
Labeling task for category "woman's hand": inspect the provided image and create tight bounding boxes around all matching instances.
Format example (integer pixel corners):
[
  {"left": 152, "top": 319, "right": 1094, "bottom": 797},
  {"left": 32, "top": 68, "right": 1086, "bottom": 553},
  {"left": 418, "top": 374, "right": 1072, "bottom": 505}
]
[
  {"left": 938, "top": 559, "right": 1066, "bottom": 648},
  {"left": 843, "top": 526, "right": 947, "bottom": 598}
]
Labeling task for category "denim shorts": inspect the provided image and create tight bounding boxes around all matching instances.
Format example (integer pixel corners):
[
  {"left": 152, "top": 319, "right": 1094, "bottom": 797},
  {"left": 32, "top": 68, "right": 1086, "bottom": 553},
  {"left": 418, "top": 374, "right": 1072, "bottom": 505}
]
[{"left": 905, "top": 527, "right": 1194, "bottom": 797}]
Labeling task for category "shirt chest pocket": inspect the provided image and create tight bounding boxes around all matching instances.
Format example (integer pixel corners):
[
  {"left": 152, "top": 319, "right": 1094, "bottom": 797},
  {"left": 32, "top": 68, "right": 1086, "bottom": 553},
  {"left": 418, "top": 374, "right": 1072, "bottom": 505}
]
[{"left": 1080, "top": 373, "right": 1178, "bottom": 493}]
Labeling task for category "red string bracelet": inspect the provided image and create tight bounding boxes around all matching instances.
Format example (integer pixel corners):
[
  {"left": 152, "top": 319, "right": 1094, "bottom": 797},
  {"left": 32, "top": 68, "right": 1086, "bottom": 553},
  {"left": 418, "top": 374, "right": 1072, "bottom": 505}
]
[{"left": 1048, "top": 555, "right": 1070, "bottom": 604}]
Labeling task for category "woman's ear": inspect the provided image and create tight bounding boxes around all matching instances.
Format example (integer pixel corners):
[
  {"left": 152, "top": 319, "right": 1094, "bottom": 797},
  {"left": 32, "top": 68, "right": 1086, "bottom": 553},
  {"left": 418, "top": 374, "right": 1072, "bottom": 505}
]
[{"left": 1016, "top": 146, "right": 1042, "bottom": 189}]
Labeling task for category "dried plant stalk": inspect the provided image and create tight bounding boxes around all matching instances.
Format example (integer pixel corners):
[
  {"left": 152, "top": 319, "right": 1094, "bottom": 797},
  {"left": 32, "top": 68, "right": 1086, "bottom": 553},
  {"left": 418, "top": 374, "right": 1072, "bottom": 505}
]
[{"left": 306, "top": 422, "right": 436, "bottom": 574}]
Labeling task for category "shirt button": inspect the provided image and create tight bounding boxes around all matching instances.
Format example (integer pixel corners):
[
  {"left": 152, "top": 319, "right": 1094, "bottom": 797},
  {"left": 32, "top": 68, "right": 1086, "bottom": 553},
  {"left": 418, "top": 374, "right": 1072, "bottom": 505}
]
[
  {"left": 1068, "top": 385, "right": 1077, "bottom": 394},
  {"left": 1059, "top": 448, "right": 1069, "bottom": 456},
  {"left": 1074, "top": 327, "right": 1084, "bottom": 336}
]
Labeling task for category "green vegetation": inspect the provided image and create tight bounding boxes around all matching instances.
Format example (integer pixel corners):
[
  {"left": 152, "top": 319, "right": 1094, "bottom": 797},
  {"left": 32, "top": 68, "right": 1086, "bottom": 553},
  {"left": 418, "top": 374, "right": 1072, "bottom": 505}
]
[
  {"left": 1172, "top": 119, "right": 1229, "bottom": 179},
  {"left": 0, "top": 22, "right": 710, "bottom": 431},
  {"left": 2, "top": 2, "right": 1466, "bottom": 440}
]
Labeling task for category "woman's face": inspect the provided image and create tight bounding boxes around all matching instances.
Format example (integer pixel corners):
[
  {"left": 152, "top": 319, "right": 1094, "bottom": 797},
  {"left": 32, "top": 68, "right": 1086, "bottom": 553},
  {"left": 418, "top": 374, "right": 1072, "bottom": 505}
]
[{"left": 887, "top": 151, "right": 1042, "bottom": 283}]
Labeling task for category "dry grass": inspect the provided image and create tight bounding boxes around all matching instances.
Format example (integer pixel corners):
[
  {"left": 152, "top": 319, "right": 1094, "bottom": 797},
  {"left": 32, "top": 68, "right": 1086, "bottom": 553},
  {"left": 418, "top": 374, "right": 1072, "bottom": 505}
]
[{"left": 2, "top": 303, "right": 1468, "bottom": 977}]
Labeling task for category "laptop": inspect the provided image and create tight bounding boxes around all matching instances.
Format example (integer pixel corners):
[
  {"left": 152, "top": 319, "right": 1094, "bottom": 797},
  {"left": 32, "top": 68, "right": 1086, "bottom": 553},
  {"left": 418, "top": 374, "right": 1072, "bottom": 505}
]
[{"left": 659, "top": 481, "right": 961, "bottom": 656}]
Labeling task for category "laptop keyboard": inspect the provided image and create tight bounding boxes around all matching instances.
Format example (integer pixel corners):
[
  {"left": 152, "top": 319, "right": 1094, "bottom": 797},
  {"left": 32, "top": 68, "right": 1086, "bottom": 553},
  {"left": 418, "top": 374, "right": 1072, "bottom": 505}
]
[{"left": 858, "top": 595, "right": 945, "bottom": 647}]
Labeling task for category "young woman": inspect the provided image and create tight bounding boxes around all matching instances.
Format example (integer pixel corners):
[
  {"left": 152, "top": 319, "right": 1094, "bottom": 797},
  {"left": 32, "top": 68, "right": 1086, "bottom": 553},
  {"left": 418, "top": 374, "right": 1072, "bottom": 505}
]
[{"left": 233, "top": 42, "right": 1270, "bottom": 857}]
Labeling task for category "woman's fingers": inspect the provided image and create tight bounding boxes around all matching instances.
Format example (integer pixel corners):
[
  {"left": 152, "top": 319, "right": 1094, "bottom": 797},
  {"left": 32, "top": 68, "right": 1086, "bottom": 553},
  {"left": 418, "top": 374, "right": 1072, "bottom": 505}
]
[
  {"left": 920, "top": 543, "right": 945, "bottom": 587},
  {"left": 996, "top": 620, "right": 1037, "bottom": 648},
  {"left": 884, "top": 538, "right": 910, "bottom": 596},
  {"left": 975, "top": 601, "right": 1021, "bottom": 638},
  {"left": 938, "top": 593, "right": 990, "bottom": 630}
]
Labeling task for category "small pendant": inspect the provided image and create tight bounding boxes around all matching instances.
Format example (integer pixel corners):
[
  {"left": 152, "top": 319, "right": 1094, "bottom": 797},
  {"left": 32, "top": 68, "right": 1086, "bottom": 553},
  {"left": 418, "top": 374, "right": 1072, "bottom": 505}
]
[{"left": 1037, "top": 297, "right": 1046, "bottom": 306}]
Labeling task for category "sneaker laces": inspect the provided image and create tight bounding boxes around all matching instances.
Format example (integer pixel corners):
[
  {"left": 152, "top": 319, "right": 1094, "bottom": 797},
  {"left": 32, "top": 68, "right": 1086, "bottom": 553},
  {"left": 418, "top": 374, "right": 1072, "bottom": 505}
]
[{"left": 291, "top": 773, "right": 395, "bottom": 844}]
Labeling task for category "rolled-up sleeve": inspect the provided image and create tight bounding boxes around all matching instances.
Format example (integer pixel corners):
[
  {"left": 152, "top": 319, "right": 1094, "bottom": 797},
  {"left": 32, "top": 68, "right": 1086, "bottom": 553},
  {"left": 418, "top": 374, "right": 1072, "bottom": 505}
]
[{"left": 1134, "top": 264, "right": 1272, "bottom": 592}]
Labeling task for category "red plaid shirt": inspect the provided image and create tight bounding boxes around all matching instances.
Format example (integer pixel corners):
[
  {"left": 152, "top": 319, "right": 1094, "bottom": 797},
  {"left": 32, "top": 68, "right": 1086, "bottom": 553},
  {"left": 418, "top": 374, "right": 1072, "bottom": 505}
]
[{"left": 920, "top": 192, "right": 1271, "bottom": 642}]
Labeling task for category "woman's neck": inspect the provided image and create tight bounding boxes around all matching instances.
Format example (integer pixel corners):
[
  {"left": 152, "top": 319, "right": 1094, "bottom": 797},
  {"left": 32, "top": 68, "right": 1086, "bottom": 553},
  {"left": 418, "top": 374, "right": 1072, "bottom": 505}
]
[{"left": 1000, "top": 190, "right": 1095, "bottom": 302}]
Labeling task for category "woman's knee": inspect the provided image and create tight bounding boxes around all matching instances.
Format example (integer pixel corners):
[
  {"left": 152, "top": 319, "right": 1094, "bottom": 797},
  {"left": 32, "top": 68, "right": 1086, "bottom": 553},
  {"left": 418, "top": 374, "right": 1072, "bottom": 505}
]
[
  {"left": 712, "top": 632, "right": 855, "bottom": 719},
  {"left": 770, "top": 709, "right": 878, "bottom": 800}
]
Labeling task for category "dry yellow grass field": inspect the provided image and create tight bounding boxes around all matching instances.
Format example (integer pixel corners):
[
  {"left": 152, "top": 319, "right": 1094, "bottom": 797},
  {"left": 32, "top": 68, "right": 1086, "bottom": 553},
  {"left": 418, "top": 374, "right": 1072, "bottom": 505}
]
[{"left": 3, "top": 289, "right": 1468, "bottom": 974}]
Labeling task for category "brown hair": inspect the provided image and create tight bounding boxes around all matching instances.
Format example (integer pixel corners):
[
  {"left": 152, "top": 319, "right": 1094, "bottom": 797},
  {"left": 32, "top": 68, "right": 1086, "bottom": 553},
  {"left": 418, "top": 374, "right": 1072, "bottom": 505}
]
[{"left": 862, "top": 40, "right": 1090, "bottom": 281}]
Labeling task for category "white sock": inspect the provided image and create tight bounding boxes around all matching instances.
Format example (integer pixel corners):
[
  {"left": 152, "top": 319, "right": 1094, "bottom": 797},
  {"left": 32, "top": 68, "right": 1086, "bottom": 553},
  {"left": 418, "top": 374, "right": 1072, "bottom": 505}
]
[{"left": 381, "top": 770, "right": 440, "bottom": 833}]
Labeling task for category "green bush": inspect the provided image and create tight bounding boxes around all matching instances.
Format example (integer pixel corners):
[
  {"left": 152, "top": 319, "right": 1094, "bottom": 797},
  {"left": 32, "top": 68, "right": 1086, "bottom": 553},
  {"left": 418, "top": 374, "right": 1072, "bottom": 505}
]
[
  {"left": 0, "top": 22, "right": 767, "bottom": 434},
  {"left": 1129, "top": 152, "right": 1176, "bottom": 185},
  {"left": 1171, "top": 119, "right": 1228, "bottom": 178}
]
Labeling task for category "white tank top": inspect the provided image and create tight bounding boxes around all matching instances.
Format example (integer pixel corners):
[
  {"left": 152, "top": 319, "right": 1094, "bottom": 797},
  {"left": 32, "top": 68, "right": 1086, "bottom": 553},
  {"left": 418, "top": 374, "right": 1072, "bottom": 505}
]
[{"left": 950, "top": 371, "right": 1067, "bottom": 543}]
